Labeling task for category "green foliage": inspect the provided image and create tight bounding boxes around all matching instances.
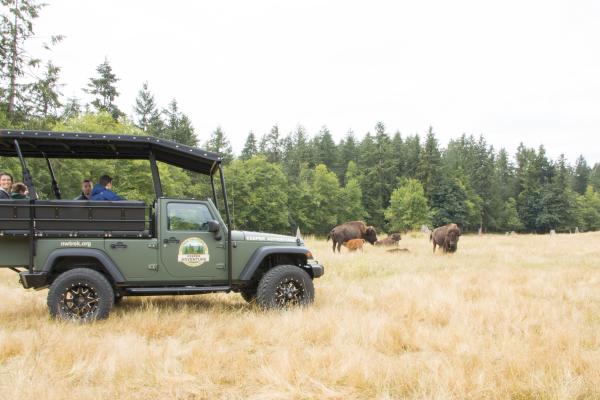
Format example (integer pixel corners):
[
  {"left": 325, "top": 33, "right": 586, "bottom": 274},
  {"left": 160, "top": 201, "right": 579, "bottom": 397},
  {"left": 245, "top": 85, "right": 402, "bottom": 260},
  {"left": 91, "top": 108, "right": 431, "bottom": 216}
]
[
  {"left": 85, "top": 59, "right": 123, "bottom": 121},
  {"left": 133, "top": 82, "right": 162, "bottom": 134},
  {"left": 225, "top": 157, "right": 289, "bottom": 233},
  {"left": 161, "top": 99, "right": 196, "bottom": 146},
  {"left": 575, "top": 186, "right": 600, "bottom": 231},
  {"left": 498, "top": 197, "right": 524, "bottom": 231},
  {"left": 205, "top": 126, "right": 233, "bottom": 164},
  {"left": 385, "top": 179, "right": 430, "bottom": 231},
  {"left": 309, "top": 164, "right": 341, "bottom": 234},
  {"left": 240, "top": 131, "right": 258, "bottom": 161}
]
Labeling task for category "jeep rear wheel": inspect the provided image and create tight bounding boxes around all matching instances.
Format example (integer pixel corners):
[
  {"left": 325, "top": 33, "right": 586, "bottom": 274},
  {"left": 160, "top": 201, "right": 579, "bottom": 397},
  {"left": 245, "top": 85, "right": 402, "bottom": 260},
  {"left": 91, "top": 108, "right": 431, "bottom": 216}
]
[
  {"left": 256, "top": 265, "right": 314, "bottom": 309},
  {"left": 47, "top": 268, "right": 114, "bottom": 322}
]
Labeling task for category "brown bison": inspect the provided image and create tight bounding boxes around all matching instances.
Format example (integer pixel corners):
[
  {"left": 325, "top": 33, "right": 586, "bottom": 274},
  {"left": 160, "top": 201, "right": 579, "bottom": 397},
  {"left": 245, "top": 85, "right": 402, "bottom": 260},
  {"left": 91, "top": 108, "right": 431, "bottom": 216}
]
[
  {"left": 375, "top": 233, "right": 401, "bottom": 246},
  {"left": 343, "top": 238, "right": 365, "bottom": 252},
  {"left": 327, "top": 221, "right": 378, "bottom": 253},
  {"left": 430, "top": 223, "right": 461, "bottom": 253}
]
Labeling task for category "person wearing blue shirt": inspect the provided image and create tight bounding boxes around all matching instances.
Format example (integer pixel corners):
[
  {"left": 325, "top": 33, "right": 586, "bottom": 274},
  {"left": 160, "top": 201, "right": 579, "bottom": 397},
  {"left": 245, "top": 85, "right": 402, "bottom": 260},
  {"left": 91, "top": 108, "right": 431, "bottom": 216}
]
[{"left": 91, "top": 175, "right": 124, "bottom": 201}]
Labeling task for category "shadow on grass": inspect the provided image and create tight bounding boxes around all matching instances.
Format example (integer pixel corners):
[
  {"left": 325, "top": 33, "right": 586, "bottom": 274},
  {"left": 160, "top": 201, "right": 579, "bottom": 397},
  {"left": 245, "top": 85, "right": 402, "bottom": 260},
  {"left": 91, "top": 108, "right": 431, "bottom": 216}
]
[{"left": 114, "top": 294, "right": 255, "bottom": 314}]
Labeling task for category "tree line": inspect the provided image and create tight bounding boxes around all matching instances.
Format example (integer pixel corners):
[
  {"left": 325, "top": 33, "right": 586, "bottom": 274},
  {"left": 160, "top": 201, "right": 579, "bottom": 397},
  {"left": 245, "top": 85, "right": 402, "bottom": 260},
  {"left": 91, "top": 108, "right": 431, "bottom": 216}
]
[{"left": 2, "top": 0, "right": 600, "bottom": 236}]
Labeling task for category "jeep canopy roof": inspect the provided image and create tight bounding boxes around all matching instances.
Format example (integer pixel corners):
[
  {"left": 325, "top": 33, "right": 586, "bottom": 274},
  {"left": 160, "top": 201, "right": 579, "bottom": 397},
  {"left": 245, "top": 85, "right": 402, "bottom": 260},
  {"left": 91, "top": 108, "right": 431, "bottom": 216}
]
[{"left": 0, "top": 130, "right": 222, "bottom": 175}]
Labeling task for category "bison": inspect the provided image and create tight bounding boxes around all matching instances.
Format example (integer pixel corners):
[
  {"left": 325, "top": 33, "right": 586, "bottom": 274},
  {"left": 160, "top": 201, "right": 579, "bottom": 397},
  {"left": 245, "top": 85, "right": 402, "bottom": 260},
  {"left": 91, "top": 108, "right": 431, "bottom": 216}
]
[
  {"left": 375, "top": 232, "right": 401, "bottom": 247},
  {"left": 430, "top": 223, "right": 461, "bottom": 253},
  {"left": 343, "top": 238, "right": 365, "bottom": 252},
  {"left": 327, "top": 221, "right": 378, "bottom": 253}
]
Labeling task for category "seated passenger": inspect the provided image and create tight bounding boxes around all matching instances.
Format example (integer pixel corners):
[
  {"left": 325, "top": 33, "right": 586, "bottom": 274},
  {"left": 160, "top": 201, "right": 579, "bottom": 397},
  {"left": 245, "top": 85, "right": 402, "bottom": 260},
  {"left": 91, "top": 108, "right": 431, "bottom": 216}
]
[
  {"left": 11, "top": 183, "right": 29, "bottom": 199},
  {"left": 74, "top": 179, "right": 93, "bottom": 200},
  {"left": 91, "top": 175, "right": 124, "bottom": 201},
  {"left": 0, "top": 172, "right": 13, "bottom": 199}
]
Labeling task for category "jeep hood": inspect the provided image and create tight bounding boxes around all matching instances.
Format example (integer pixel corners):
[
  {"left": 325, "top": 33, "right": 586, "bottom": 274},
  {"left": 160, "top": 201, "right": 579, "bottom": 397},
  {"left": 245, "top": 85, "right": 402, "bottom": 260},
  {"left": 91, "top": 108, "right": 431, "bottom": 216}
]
[{"left": 233, "top": 231, "right": 299, "bottom": 243}]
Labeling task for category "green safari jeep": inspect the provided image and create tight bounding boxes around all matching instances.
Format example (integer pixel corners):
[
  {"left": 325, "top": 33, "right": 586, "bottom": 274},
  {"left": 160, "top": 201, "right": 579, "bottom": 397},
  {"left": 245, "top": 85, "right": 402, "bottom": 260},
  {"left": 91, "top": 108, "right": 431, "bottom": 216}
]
[{"left": 0, "top": 129, "right": 324, "bottom": 321}]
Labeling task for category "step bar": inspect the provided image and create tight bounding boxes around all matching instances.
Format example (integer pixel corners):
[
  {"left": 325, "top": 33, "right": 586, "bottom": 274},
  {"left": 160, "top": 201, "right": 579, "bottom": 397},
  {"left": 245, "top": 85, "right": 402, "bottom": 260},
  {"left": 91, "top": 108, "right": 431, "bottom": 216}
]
[{"left": 124, "top": 285, "right": 231, "bottom": 296}]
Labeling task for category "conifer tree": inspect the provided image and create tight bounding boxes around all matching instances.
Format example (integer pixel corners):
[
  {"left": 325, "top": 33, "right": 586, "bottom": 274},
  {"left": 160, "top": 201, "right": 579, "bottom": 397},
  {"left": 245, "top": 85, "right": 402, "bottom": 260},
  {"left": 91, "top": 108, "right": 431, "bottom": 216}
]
[
  {"left": 161, "top": 99, "right": 196, "bottom": 146},
  {"left": 573, "top": 155, "right": 590, "bottom": 195},
  {"left": 85, "top": 59, "right": 123, "bottom": 120},
  {"left": 29, "top": 61, "right": 62, "bottom": 119},
  {"left": 240, "top": 131, "right": 258, "bottom": 160},
  {"left": 133, "top": 82, "right": 162, "bottom": 134},
  {"left": 205, "top": 126, "right": 233, "bottom": 164}
]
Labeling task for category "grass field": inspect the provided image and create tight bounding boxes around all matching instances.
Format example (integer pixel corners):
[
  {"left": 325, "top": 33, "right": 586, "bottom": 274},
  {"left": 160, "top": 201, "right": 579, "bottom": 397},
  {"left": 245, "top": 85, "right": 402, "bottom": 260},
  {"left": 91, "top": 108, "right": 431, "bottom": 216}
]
[{"left": 1, "top": 232, "right": 600, "bottom": 399}]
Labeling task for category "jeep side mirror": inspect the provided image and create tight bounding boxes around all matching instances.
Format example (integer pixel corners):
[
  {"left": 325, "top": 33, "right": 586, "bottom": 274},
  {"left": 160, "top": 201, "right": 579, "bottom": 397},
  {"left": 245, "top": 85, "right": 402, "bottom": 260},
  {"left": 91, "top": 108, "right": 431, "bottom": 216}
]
[{"left": 207, "top": 220, "right": 221, "bottom": 240}]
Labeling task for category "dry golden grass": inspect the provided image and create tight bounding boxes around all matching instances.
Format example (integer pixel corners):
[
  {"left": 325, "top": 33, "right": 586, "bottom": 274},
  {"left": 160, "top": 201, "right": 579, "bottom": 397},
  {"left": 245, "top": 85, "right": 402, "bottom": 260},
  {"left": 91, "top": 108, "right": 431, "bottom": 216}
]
[{"left": 2, "top": 232, "right": 600, "bottom": 399}]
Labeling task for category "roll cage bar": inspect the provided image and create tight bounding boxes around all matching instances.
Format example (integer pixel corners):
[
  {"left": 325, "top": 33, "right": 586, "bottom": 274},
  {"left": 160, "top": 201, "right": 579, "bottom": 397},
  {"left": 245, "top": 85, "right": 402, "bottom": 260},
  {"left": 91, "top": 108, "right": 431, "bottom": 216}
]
[{"left": 0, "top": 130, "right": 233, "bottom": 286}]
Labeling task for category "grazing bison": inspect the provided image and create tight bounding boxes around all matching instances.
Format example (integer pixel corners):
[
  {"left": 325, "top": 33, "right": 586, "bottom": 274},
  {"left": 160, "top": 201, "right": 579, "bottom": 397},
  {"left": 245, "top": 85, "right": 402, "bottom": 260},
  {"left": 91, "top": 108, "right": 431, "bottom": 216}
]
[
  {"left": 430, "top": 223, "right": 461, "bottom": 253},
  {"left": 375, "top": 233, "right": 402, "bottom": 247},
  {"left": 343, "top": 238, "right": 365, "bottom": 252},
  {"left": 327, "top": 221, "right": 378, "bottom": 253}
]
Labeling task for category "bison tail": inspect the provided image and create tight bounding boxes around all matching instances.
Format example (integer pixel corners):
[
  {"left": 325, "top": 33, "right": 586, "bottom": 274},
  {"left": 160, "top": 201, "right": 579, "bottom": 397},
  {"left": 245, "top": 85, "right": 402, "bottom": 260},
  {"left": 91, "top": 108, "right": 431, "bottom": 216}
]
[
  {"left": 326, "top": 233, "right": 331, "bottom": 242},
  {"left": 429, "top": 232, "right": 433, "bottom": 242}
]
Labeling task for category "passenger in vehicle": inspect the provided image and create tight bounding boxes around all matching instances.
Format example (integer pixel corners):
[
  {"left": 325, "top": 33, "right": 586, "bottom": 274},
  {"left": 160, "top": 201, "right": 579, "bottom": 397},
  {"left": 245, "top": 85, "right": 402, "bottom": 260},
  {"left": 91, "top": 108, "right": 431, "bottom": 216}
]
[
  {"left": 91, "top": 175, "right": 124, "bottom": 201},
  {"left": 10, "top": 183, "right": 28, "bottom": 199},
  {"left": 0, "top": 172, "right": 13, "bottom": 199},
  {"left": 74, "top": 179, "right": 93, "bottom": 200}
]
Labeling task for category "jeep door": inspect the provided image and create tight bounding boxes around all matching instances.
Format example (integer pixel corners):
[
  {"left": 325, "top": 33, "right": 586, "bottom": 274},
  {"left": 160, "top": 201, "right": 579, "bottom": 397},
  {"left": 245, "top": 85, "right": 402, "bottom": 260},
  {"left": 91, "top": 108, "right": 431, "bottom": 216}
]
[{"left": 159, "top": 200, "right": 227, "bottom": 280}]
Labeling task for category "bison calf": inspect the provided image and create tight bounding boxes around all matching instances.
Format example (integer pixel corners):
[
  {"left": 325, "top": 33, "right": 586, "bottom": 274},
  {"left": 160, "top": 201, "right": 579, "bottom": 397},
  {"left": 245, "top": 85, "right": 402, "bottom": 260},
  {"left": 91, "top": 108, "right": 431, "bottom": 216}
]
[
  {"left": 343, "top": 238, "right": 365, "bottom": 252},
  {"left": 430, "top": 223, "right": 461, "bottom": 253},
  {"left": 375, "top": 232, "right": 401, "bottom": 246}
]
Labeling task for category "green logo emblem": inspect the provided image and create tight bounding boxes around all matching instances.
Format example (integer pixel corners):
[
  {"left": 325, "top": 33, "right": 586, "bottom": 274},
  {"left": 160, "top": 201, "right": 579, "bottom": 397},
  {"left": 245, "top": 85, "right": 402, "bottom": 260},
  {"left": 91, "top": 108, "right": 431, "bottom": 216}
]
[{"left": 177, "top": 237, "right": 210, "bottom": 267}]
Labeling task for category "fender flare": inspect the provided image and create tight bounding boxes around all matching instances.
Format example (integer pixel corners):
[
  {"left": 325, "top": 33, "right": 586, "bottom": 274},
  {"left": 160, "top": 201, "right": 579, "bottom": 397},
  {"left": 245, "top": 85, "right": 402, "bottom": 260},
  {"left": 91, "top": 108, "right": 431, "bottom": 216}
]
[
  {"left": 239, "top": 246, "right": 310, "bottom": 281},
  {"left": 41, "top": 248, "right": 126, "bottom": 283}
]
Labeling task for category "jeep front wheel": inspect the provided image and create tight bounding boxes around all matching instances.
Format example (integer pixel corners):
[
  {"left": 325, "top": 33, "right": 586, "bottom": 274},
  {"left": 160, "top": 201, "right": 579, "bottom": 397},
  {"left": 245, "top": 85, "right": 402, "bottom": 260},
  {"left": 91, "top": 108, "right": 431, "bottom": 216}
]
[
  {"left": 47, "top": 268, "right": 114, "bottom": 322},
  {"left": 256, "top": 265, "right": 314, "bottom": 309}
]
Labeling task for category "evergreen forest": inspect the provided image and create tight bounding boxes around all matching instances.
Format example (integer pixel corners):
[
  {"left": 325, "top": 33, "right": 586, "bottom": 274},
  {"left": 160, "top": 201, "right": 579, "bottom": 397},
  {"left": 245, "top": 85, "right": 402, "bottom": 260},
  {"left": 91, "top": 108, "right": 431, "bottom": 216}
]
[{"left": 2, "top": 0, "right": 600, "bottom": 236}]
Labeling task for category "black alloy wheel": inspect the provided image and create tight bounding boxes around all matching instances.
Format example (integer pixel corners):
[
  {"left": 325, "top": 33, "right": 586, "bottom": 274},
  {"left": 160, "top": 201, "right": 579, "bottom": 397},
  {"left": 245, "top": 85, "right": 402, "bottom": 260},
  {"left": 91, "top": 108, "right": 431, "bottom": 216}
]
[
  {"left": 47, "top": 268, "right": 114, "bottom": 321},
  {"left": 256, "top": 265, "right": 314, "bottom": 309}
]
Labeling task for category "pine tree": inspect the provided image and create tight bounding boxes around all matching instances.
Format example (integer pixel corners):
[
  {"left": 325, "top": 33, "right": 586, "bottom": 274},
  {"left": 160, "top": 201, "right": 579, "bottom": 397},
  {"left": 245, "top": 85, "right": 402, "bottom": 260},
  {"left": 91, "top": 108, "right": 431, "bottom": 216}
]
[
  {"left": 29, "top": 61, "right": 62, "bottom": 119},
  {"left": 0, "top": 0, "right": 49, "bottom": 120},
  {"left": 573, "top": 155, "right": 590, "bottom": 195},
  {"left": 261, "top": 124, "right": 282, "bottom": 163},
  {"left": 61, "top": 97, "right": 81, "bottom": 120},
  {"left": 240, "top": 131, "right": 258, "bottom": 160},
  {"left": 161, "top": 99, "right": 197, "bottom": 146},
  {"left": 311, "top": 126, "right": 337, "bottom": 172},
  {"left": 337, "top": 130, "right": 359, "bottom": 183},
  {"left": 85, "top": 58, "right": 123, "bottom": 120},
  {"left": 133, "top": 82, "right": 162, "bottom": 134},
  {"left": 417, "top": 126, "right": 441, "bottom": 200},
  {"left": 205, "top": 126, "right": 233, "bottom": 164}
]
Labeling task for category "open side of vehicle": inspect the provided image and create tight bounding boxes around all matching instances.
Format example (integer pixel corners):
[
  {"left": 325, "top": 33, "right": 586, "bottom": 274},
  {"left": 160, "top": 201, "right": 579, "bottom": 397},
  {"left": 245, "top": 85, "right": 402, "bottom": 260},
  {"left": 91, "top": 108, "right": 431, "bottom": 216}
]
[{"left": 0, "top": 129, "right": 324, "bottom": 321}]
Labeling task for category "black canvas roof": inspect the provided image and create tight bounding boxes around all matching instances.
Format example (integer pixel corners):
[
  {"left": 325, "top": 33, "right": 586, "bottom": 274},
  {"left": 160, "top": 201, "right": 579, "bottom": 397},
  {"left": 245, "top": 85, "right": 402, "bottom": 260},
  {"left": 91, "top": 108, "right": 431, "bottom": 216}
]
[{"left": 0, "top": 130, "right": 221, "bottom": 175}]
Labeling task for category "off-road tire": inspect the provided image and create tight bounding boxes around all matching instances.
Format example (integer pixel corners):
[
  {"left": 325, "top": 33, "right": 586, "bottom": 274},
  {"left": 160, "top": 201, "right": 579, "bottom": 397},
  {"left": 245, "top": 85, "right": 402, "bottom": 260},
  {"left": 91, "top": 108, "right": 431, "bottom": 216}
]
[
  {"left": 47, "top": 268, "right": 114, "bottom": 322},
  {"left": 256, "top": 265, "right": 314, "bottom": 309}
]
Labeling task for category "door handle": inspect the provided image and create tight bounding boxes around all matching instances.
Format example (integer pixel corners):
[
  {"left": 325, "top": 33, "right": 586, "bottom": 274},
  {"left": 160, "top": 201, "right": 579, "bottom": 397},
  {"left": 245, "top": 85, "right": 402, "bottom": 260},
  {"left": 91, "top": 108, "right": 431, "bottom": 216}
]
[
  {"left": 163, "top": 237, "right": 180, "bottom": 244},
  {"left": 110, "top": 242, "right": 128, "bottom": 249}
]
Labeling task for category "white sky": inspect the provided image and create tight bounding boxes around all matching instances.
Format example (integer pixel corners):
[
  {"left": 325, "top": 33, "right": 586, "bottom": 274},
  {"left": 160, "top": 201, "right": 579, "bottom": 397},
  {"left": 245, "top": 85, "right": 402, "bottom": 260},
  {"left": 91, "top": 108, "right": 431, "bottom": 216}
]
[{"left": 31, "top": 0, "right": 600, "bottom": 164}]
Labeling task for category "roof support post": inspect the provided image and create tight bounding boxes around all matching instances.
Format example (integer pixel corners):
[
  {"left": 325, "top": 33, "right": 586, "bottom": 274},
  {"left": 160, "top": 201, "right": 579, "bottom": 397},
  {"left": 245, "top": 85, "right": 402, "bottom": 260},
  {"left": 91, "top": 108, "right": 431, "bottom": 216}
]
[
  {"left": 14, "top": 139, "right": 36, "bottom": 273},
  {"left": 149, "top": 150, "right": 163, "bottom": 198},
  {"left": 218, "top": 163, "right": 232, "bottom": 288},
  {"left": 210, "top": 175, "right": 218, "bottom": 208},
  {"left": 43, "top": 153, "right": 61, "bottom": 199},
  {"left": 14, "top": 139, "right": 37, "bottom": 199}
]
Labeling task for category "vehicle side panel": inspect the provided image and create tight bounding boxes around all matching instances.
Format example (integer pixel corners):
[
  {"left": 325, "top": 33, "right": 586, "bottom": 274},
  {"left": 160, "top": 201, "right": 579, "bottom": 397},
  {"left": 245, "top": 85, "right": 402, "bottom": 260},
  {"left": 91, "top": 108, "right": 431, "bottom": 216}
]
[{"left": 0, "top": 237, "right": 29, "bottom": 267}]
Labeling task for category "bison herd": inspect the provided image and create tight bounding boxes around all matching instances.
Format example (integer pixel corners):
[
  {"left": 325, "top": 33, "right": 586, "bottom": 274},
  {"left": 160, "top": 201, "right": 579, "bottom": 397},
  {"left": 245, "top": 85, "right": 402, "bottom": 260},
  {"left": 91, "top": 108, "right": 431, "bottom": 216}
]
[{"left": 327, "top": 221, "right": 461, "bottom": 254}]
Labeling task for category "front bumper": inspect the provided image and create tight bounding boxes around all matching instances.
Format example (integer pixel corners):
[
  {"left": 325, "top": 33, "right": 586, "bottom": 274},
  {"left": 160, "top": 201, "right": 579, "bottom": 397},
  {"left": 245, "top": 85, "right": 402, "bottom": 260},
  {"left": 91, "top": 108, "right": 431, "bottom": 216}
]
[
  {"left": 307, "top": 262, "right": 324, "bottom": 278},
  {"left": 19, "top": 272, "right": 50, "bottom": 289}
]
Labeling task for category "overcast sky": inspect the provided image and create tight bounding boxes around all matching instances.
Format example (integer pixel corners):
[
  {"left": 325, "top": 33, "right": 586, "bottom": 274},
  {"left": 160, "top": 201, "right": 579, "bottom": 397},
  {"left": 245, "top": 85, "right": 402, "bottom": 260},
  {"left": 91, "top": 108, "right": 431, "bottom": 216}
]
[{"left": 31, "top": 0, "right": 600, "bottom": 164}]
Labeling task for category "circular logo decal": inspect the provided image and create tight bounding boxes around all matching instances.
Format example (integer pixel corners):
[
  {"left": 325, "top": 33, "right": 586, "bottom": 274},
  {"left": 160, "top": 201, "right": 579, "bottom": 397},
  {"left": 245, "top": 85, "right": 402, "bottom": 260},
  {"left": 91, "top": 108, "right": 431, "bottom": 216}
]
[{"left": 178, "top": 237, "right": 210, "bottom": 267}]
